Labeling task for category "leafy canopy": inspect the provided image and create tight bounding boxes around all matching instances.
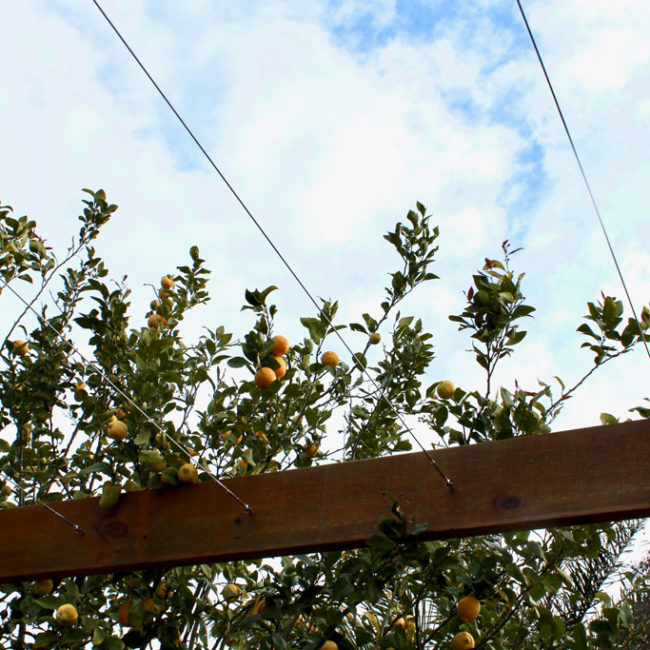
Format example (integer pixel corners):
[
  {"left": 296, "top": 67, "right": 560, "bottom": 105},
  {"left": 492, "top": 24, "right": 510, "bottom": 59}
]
[{"left": 0, "top": 191, "right": 648, "bottom": 649}]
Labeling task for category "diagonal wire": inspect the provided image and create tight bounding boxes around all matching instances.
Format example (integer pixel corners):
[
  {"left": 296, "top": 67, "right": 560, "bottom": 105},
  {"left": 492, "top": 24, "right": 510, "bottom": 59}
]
[
  {"left": 0, "top": 279, "right": 253, "bottom": 514},
  {"left": 515, "top": 0, "right": 650, "bottom": 363},
  {"left": 90, "top": 0, "right": 454, "bottom": 488},
  {"left": 3, "top": 475, "right": 84, "bottom": 535}
]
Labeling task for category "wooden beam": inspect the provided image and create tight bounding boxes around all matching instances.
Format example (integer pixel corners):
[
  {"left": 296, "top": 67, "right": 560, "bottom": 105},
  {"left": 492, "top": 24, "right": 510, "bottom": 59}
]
[{"left": 1, "top": 420, "right": 649, "bottom": 582}]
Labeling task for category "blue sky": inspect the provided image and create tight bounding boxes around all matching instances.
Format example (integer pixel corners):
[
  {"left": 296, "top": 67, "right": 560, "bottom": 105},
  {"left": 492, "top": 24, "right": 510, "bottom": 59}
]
[
  {"left": 327, "top": 0, "right": 523, "bottom": 51},
  {"left": 0, "top": 0, "right": 648, "bottom": 440}
]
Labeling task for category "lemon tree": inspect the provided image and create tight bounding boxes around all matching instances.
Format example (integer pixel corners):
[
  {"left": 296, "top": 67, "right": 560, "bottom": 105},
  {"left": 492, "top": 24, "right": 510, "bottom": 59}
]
[{"left": 0, "top": 190, "right": 648, "bottom": 649}]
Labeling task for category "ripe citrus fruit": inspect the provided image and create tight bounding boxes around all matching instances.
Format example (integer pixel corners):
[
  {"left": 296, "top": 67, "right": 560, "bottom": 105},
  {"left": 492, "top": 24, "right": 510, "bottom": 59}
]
[
  {"left": 117, "top": 600, "right": 131, "bottom": 626},
  {"left": 107, "top": 417, "right": 128, "bottom": 441},
  {"left": 12, "top": 340, "right": 28, "bottom": 356},
  {"left": 255, "top": 367, "right": 276, "bottom": 389},
  {"left": 33, "top": 579, "right": 53, "bottom": 595},
  {"left": 272, "top": 335, "right": 290, "bottom": 356},
  {"left": 452, "top": 631, "right": 475, "bottom": 649},
  {"left": 457, "top": 595, "right": 481, "bottom": 622},
  {"left": 369, "top": 332, "right": 381, "bottom": 345},
  {"left": 320, "top": 642, "right": 338, "bottom": 650},
  {"left": 161, "top": 276, "right": 175, "bottom": 290},
  {"left": 147, "top": 314, "right": 168, "bottom": 328},
  {"left": 177, "top": 463, "right": 199, "bottom": 484},
  {"left": 305, "top": 442, "right": 318, "bottom": 457},
  {"left": 56, "top": 604, "right": 78, "bottom": 626},
  {"left": 255, "top": 431, "right": 269, "bottom": 445},
  {"left": 273, "top": 356, "right": 287, "bottom": 379},
  {"left": 321, "top": 351, "right": 339, "bottom": 367},
  {"left": 73, "top": 382, "right": 87, "bottom": 400},
  {"left": 436, "top": 380, "right": 455, "bottom": 400}
]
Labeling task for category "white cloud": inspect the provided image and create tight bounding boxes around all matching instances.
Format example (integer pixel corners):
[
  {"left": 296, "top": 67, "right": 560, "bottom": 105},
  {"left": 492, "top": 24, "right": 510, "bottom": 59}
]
[{"left": 0, "top": 0, "right": 647, "bottom": 438}]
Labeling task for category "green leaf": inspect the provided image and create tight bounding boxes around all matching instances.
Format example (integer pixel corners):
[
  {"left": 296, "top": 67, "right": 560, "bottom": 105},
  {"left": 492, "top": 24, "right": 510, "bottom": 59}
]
[
  {"left": 618, "top": 602, "right": 633, "bottom": 627},
  {"left": 244, "top": 289, "right": 260, "bottom": 307},
  {"left": 594, "top": 591, "right": 611, "bottom": 606},
  {"left": 35, "top": 596, "right": 60, "bottom": 610},
  {"left": 397, "top": 316, "right": 413, "bottom": 330},
  {"left": 33, "top": 632, "right": 59, "bottom": 648},
  {"left": 529, "top": 581, "right": 547, "bottom": 602},
  {"left": 512, "top": 305, "right": 536, "bottom": 318},
  {"left": 538, "top": 606, "right": 554, "bottom": 639},
  {"left": 506, "top": 329, "right": 527, "bottom": 345},
  {"left": 79, "top": 462, "right": 113, "bottom": 476},
  {"left": 571, "top": 622, "right": 588, "bottom": 650},
  {"left": 134, "top": 429, "right": 151, "bottom": 446},
  {"left": 366, "top": 533, "right": 396, "bottom": 552},
  {"left": 349, "top": 323, "right": 367, "bottom": 333},
  {"left": 227, "top": 357, "right": 250, "bottom": 369},
  {"left": 577, "top": 323, "right": 599, "bottom": 339},
  {"left": 362, "top": 313, "right": 378, "bottom": 332},
  {"left": 300, "top": 317, "right": 325, "bottom": 342}
]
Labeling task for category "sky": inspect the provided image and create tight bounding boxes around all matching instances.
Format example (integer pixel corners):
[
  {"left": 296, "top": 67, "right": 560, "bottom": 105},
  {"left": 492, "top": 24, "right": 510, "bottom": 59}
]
[{"left": 0, "top": 2, "right": 648, "bottom": 466}]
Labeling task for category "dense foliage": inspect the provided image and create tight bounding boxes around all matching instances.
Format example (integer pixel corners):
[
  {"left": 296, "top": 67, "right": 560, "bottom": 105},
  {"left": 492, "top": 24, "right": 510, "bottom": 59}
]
[{"left": 0, "top": 190, "right": 648, "bottom": 649}]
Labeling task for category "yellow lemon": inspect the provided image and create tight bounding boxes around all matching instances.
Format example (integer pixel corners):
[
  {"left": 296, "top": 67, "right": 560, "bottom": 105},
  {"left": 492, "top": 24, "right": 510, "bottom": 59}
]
[
  {"left": 436, "top": 380, "right": 455, "bottom": 400},
  {"left": 107, "top": 418, "right": 128, "bottom": 441},
  {"left": 56, "top": 604, "right": 78, "bottom": 626},
  {"left": 177, "top": 463, "right": 198, "bottom": 484}
]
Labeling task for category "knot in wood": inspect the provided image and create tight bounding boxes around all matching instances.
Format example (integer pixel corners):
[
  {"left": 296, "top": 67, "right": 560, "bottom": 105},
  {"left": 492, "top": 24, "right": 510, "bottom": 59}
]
[
  {"left": 99, "top": 519, "right": 129, "bottom": 539},
  {"left": 494, "top": 494, "right": 521, "bottom": 511}
]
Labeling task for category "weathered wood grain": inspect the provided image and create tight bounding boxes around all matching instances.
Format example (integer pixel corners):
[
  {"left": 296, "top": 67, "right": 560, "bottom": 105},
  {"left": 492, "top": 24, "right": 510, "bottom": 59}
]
[{"left": 1, "top": 420, "right": 648, "bottom": 582}]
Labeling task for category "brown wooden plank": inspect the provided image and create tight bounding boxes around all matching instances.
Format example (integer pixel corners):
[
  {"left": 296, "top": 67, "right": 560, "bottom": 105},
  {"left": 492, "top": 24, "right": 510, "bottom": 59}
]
[{"left": 1, "top": 420, "right": 649, "bottom": 582}]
